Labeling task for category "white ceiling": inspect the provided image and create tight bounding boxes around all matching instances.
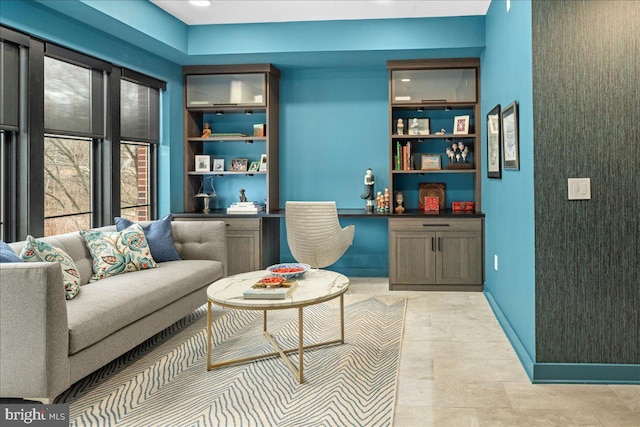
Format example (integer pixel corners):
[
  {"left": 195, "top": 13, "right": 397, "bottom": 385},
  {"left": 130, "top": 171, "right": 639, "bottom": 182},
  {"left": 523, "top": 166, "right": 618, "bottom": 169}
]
[{"left": 150, "top": 0, "right": 491, "bottom": 26}]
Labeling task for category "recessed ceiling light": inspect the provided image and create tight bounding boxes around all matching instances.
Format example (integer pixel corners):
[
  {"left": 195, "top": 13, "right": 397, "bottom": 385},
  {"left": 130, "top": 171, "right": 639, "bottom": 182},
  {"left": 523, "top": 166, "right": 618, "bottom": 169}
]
[
  {"left": 401, "top": 78, "right": 411, "bottom": 82},
  {"left": 189, "top": 0, "right": 211, "bottom": 6}
]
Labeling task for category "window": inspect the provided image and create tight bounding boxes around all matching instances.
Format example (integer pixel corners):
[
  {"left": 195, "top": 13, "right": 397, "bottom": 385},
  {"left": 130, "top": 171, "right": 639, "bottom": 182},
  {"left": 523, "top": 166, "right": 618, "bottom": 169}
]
[
  {"left": 0, "top": 26, "right": 166, "bottom": 239},
  {"left": 43, "top": 135, "right": 92, "bottom": 236},
  {"left": 119, "top": 72, "right": 163, "bottom": 222},
  {"left": 120, "top": 141, "right": 151, "bottom": 221},
  {"left": 0, "top": 31, "right": 24, "bottom": 241},
  {"left": 43, "top": 53, "right": 105, "bottom": 236}
]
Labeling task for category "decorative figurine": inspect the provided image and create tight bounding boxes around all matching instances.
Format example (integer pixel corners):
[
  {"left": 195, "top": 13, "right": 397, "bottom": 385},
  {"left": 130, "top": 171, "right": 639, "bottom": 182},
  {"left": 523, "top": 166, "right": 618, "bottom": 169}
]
[
  {"left": 396, "top": 118, "right": 404, "bottom": 135},
  {"left": 202, "top": 122, "right": 212, "bottom": 138},
  {"left": 384, "top": 187, "right": 391, "bottom": 212},
  {"left": 239, "top": 188, "right": 248, "bottom": 202},
  {"left": 360, "top": 168, "right": 375, "bottom": 212},
  {"left": 376, "top": 191, "right": 384, "bottom": 212},
  {"left": 435, "top": 128, "right": 446, "bottom": 135},
  {"left": 395, "top": 191, "right": 405, "bottom": 213}
]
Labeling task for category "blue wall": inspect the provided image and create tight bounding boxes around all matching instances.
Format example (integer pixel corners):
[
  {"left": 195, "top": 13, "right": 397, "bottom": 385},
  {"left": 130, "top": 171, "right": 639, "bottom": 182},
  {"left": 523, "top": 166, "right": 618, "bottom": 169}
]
[
  {"left": 0, "top": 0, "right": 184, "bottom": 217},
  {"left": 480, "top": 0, "right": 536, "bottom": 379}
]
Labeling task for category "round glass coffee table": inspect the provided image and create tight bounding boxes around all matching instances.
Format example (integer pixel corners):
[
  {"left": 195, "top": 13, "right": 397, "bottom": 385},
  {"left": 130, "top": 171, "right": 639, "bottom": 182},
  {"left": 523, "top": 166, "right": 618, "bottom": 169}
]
[{"left": 206, "top": 269, "right": 349, "bottom": 383}]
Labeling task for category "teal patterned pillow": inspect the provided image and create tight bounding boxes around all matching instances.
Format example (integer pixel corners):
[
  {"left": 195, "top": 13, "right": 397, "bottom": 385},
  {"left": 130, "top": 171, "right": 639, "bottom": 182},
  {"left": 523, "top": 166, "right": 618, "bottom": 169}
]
[
  {"left": 80, "top": 223, "right": 157, "bottom": 282},
  {"left": 20, "top": 236, "right": 80, "bottom": 300}
]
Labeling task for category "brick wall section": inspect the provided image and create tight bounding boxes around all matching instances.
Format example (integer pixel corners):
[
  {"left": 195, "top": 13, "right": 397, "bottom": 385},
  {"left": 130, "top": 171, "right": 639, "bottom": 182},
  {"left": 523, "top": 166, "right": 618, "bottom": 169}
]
[{"left": 136, "top": 146, "right": 148, "bottom": 220}]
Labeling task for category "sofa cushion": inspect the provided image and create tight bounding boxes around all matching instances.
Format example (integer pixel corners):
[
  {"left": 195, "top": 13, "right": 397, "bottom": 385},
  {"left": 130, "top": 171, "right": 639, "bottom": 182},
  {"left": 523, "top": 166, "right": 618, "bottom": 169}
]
[
  {"left": 0, "top": 241, "right": 22, "bottom": 263},
  {"left": 81, "top": 224, "right": 157, "bottom": 282},
  {"left": 66, "top": 259, "right": 223, "bottom": 354},
  {"left": 115, "top": 214, "right": 181, "bottom": 262},
  {"left": 20, "top": 236, "right": 81, "bottom": 300}
]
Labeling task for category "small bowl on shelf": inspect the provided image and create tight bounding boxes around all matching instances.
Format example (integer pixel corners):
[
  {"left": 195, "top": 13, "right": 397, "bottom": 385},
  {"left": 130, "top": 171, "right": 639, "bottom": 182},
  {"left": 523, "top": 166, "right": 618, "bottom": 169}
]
[{"left": 266, "top": 263, "right": 310, "bottom": 280}]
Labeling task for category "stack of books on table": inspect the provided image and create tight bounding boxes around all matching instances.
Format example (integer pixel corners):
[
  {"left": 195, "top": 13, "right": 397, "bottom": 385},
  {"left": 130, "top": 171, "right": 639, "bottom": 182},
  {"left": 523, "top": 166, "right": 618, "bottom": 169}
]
[
  {"left": 226, "top": 202, "right": 265, "bottom": 214},
  {"left": 243, "top": 280, "right": 297, "bottom": 300}
]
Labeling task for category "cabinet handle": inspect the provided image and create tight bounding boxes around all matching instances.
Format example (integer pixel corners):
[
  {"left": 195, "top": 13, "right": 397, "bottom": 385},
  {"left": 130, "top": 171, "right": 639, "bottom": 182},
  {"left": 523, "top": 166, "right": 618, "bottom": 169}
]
[
  {"left": 421, "top": 99, "right": 447, "bottom": 103},
  {"left": 422, "top": 224, "right": 450, "bottom": 227},
  {"left": 431, "top": 237, "right": 435, "bottom": 252},
  {"left": 438, "top": 237, "right": 442, "bottom": 251},
  {"left": 213, "top": 103, "right": 238, "bottom": 107}
]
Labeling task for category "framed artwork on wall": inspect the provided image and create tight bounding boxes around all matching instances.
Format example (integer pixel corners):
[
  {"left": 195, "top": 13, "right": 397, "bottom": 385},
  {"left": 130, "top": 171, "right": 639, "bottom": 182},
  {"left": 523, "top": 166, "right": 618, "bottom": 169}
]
[
  {"left": 501, "top": 101, "right": 520, "bottom": 170},
  {"left": 486, "top": 104, "right": 502, "bottom": 178}
]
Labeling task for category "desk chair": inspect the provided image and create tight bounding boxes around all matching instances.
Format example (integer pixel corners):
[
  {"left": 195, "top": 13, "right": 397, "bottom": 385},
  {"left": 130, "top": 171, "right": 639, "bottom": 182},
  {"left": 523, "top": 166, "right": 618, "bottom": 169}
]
[{"left": 285, "top": 201, "right": 355, "bottom": 268}]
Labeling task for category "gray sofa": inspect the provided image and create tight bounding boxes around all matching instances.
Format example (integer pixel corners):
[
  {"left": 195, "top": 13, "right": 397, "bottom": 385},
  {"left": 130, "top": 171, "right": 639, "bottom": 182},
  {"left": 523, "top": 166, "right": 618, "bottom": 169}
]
[{"left": 0, "top": 220, "right": 227, "bottom": 403}]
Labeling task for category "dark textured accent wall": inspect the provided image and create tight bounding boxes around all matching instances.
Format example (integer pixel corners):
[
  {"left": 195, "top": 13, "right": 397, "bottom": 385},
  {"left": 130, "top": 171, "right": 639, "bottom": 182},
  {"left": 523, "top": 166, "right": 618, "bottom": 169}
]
[{"left": 532, "top": 0, "right": 639, "bottom": 364}]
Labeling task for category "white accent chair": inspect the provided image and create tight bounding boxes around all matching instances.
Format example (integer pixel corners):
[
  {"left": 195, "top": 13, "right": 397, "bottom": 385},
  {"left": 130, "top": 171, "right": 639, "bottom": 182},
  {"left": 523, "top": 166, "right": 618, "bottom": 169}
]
[{"left": 285, "top": 201, "right": 355, "bottom": 268}]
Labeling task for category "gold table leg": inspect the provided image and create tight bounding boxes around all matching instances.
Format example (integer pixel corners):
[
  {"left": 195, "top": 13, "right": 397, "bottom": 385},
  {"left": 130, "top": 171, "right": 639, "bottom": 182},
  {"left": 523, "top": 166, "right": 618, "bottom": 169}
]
[{"left": 207, "top": 297, "right": 346, "bottom": 382}]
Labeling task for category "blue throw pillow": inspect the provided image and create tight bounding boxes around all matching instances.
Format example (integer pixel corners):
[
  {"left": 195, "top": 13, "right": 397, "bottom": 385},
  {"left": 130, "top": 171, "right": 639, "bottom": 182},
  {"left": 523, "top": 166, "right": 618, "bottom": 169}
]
[
  {"left": 0, "top": 241, "right": 23, "bottom": 263},
  {"left": 114, "top": 214, "right": 181, "bottom": 262}
]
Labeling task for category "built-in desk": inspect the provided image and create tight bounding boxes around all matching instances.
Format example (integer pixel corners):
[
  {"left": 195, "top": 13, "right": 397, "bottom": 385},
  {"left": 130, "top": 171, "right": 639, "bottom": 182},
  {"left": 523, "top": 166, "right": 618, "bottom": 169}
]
[{"left": 173, "top": 210, "right": 484, "bottom": 290}]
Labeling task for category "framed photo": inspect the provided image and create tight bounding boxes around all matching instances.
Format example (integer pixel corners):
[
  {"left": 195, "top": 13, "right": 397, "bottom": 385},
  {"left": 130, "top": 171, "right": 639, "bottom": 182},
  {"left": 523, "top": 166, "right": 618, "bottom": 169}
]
[
  {"left": 486, "top": 104, "right": 502, "bottom": 179},
  {"left": 501, "top": 101, "right": 520, "bottom": 170},
  {"left": 230, "top": 158, "right": 248, "bottom": 172},
  {"left": 407, "top": 117, "right": 430, "bottom": 135},
  {"left": 420, "top": 154, "right": 442, "bottom": 170},
  {"left": 195, "top": 155, "right": 210, "bottom": 172},
  {"left": 212, "top": 158, "right": 224, "bottom": 172},
  {"left": 453, "top": 115, "right": 470, "bottom": 135},
  {"left": 259, "top": 154, "right": 267, "bottom": 171},
  {"left": 248, "top": 161, "right": 260, "bottom": 171}
]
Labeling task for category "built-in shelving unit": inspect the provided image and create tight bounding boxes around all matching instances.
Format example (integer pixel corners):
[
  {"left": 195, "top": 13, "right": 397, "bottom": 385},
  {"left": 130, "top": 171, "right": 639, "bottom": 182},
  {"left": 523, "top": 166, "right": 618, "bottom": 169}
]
[{"left": 386, "top": 59, "right": 484, "bottom": 291}]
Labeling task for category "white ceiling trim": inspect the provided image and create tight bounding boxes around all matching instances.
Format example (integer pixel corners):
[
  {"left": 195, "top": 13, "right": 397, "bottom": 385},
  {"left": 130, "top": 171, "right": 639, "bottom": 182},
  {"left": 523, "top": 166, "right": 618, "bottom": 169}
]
[{"left": 150, "top": 0, "right": 491, "bottom": 26}]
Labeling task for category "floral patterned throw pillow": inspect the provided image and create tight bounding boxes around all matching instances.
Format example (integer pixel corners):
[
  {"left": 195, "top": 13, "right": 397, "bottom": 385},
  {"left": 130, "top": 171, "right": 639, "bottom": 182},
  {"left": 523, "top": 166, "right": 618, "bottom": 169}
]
[
  {"left": 80, "top": 224, "right": 157, "bottom": 282},
  {"left": 20, "top": 236, "right": 81, "bottom": 300}
]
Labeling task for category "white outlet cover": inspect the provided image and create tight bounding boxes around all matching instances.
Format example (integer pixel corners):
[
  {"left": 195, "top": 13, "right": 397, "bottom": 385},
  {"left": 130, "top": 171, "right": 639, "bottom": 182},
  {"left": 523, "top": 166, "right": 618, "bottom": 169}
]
[{"left": 568, "top": 178, "right": 591, "bottom": 200}]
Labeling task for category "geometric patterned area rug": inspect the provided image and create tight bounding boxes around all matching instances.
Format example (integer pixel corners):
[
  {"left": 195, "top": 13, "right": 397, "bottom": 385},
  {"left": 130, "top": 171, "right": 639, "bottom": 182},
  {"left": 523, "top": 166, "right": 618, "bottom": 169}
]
[{"left": 57, "top": 296, "right": 407, "bottom": 427}]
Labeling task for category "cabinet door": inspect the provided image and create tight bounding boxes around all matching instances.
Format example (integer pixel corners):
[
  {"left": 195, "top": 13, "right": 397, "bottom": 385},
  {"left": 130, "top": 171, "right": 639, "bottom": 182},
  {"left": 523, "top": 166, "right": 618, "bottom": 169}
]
[
  {"left": 225, "top": 218, "right": 261, "bottom": 275},
  {"left": 226, "top": 229, "right": 260, "bottom": 275},
  {"left": 436, "top": 231, "right": 482, "bottom": 285},
  {"left": 389, "top": 231, "right": 437, "bottom": 285}
]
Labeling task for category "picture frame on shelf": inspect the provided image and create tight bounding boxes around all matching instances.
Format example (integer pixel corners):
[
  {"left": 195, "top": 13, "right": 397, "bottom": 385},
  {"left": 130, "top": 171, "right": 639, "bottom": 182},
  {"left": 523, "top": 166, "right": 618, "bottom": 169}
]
[
  {"left": 230, "top": 158, "right": 248, "bottom": 172},
  {"left": 259, "top": 154, "right": 267, "bottom": 171},
  {"left": 501, "top": 101, "right": 520, "bottom": 170},
  {"left": 248, "top": 161, "right": 260, "bottom": 172},
  {"left": 408, "top": 117, "right": 431, "bottom": 135},
  {"left": 453, "top": 115, "right": 470, "bottom": 135},
  {"left": 486, "top": 104, "right": 502, "bottom": 179},
  {"left": 195, "top": 155, "right": 210, "bottom": 172},
  {"left": 420, "top": 154, "right": 442, "bottom": 170},
  {"left": 213, "top": 158, "right": 224, "bottom": 172}
]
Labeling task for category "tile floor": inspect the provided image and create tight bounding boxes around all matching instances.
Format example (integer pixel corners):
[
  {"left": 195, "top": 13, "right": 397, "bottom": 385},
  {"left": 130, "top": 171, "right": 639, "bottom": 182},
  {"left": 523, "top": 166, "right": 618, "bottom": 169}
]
[{"left": 347, "top": 278, "right": 640, "bottom": 427}]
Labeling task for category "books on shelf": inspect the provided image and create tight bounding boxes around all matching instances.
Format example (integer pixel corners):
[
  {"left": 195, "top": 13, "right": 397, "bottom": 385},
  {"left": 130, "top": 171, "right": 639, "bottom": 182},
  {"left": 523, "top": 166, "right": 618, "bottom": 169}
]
[
  {"left": 243, "top": 280, "right": 297, "bottom": 300},
  {"left": 253, "top": 123, "right": 265, "bottom": 137},
  {"left": 395, "top": 141, "right": 414, "bottom": 170},
  {"left": 226, "top": 202, "right": 265, "bottom": 214}
]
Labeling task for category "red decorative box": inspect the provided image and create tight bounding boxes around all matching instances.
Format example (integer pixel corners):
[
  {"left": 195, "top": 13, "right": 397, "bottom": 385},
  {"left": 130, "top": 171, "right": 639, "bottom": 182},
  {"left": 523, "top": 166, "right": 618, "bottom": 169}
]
[
  {"left": 452, "top": 201, "right": 475, "bottom": 211},
  {"left": 424, "top": 196, "right": 440, "bottom": 212}
]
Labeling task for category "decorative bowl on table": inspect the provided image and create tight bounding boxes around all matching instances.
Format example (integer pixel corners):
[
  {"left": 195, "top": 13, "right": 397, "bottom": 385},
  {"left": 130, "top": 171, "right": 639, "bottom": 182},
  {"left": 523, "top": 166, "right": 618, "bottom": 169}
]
[{"left": 266, "top": 263, "right": 310, "bottom": 280}]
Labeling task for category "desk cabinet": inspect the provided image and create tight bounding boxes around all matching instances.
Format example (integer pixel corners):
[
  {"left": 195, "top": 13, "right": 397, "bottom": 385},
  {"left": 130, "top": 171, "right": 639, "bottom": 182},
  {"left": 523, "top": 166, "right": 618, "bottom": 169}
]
[{"left": 389, "top": 217, "right": 483, "bottom": 291}]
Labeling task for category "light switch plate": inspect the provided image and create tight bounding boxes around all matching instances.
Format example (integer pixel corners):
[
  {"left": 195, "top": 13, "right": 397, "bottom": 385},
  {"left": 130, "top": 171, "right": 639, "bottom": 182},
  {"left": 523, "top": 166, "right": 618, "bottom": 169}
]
[{"left": 568, "top": 178, "right": 591, "bottom": 200}]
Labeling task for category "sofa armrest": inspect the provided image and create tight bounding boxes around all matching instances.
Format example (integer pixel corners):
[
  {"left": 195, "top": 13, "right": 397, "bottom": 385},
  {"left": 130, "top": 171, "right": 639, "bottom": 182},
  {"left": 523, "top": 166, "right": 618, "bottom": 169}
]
[
  {"left": 171, "top": 221, "right": 228, "bottom": 276},
  {"left": 0, "top": 262, "right": 70, "bottom": 400}
]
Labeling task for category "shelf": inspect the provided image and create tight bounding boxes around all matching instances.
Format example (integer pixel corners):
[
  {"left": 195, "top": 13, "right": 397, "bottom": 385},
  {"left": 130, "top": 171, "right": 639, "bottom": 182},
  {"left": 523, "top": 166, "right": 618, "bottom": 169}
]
[
  {"left": 187, "top": 171, "right": 266, "bottom": 176},
  {"left": 392, "top": 169, "right": 476, "bottom": 174},
  {"left": 187, "top": 136, "right": 266, "bottom": 143},
  {"left": 392, "top": 134, "right": 476, "bottom": 140}
]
